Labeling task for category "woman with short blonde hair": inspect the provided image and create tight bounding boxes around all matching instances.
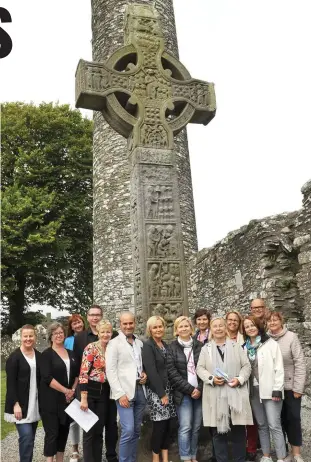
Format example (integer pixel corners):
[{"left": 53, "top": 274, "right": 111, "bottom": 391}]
[
  {"left": 167, "top": 316, "right": 203, "bottom": 462},
  {"left": 142, "top": 315, "right": 175, "bottom": 462},
  {"left": 79, "top": 319, "right": 115, "bottom": 462},
  {"left": 146, "top": 316, "right": 166, "bottom": 337},
  {"left": 173, "top": 316, "right": 195, "bottom": 337}
]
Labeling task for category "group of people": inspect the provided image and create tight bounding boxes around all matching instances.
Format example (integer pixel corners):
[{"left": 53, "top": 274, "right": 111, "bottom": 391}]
[{"left": 4, "top": 299, "right": 307, "bottom": 462}]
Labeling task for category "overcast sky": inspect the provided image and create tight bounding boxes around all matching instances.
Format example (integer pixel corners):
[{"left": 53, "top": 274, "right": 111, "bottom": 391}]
[{"left": 2, "top": 0, "right": 311, "bottom": 255}]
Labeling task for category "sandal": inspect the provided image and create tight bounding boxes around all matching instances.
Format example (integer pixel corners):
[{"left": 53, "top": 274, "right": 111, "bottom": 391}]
[{"left": 70, "top": 452, "right": 80, "bottom": 462}]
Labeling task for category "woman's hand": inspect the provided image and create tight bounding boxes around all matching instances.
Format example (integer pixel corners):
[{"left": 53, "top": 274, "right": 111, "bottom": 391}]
[
  {"left": 213, "top": 376, "right": 225, "bottom": 386},
  {"left": 191, "top": 388, "right": 201, "bottom": 399},
  {"left": 65, "top": 389, "right": 75, "bottom": 402},
  {"left": 228, "top": 378, "right": 240, "bottom": 388},
  {"left": 80, "top": 396, "right": 88, "bottom": 411},
  {"left": 139, "top": 372, "right": 147, "bottom": 385},
  {"left": 293, "top": 392, "right": 302, "bottom": 399},
  {"left": 161, "top": 395, "right": 169, "bottom": 405},
  {"left": 13, "top": 403, "right": 22, "bottom": 420},
  {"left": 272, "top": 396, "right": 281, "bottom": 402}
]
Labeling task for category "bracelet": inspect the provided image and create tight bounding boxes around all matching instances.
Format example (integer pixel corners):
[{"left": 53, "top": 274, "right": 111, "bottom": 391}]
[{"left": 81, "top": 391, "right": 88, "bottom": 395}]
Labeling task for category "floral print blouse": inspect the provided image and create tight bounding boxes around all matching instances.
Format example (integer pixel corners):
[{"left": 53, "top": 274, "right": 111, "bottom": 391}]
[{"left": 79, "top": 341, "right": 106, "bottom": 391}]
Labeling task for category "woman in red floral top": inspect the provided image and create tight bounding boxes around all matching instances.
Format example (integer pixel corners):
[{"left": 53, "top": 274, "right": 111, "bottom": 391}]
[{"left": 79, "top": 320, "right": 115, "bottom": 462}]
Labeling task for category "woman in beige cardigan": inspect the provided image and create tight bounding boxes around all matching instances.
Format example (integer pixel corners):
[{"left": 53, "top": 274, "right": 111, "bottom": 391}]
[
  {"left": 197, "top": 317, "right": 253, "bottom": 462},
  {"left": 267, "top": 311, "right": 306, "bottom": 462}
]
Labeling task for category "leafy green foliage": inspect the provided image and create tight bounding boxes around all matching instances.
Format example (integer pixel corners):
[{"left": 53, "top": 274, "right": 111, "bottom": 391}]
[{"left": 1, "top": 103, "right": 93, "bottom": 333}]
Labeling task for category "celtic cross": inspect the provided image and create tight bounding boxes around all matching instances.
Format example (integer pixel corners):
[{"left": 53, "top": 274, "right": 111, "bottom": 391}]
[{"left": 75, "top": 4, "right": 216, "bottom": 151}]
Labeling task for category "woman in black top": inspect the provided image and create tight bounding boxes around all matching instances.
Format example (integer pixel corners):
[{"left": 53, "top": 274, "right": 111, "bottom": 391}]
[
  {"left": 4, "top": 324, "right": 41, "bottom": 462},
  {"left": 40, "top": 322, "right": 79, "bottom": 462},
  {"left": 167, "top": 316, "right": 203, "bottom": 462},
  {"left": 142, "top": 316, "right": 176, "bottom": 462}
]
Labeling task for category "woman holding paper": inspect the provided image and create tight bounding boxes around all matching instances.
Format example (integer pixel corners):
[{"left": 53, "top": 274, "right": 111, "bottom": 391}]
[
  {"left": 79, "top": 319, "right": 116, "bottom": 462},
  {"left": 167, "top": 316, "right": 203, "bottom": 462},
  {"left": 40, "top": 322, "right": 79, "bottom": 462},
  {"left": 196, "top": 317, "right": 252, "bottom": 462}
]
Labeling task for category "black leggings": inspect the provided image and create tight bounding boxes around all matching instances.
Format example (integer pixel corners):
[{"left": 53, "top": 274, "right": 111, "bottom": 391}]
[
  {"left": 151, "top": 419, "right": 172, "bottom": 454},
  {"left": 281, "top": 390, "right": 302, "bottom": 447},
  {"left": 41, "top": 412, "right": 70, "bottom": 457}
]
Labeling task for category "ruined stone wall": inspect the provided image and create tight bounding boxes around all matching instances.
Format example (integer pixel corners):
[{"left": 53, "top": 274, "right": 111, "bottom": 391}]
[
  {"left": 188, "top": 179, "right": 311, "bottom": 450},
  {"left": 91, "top": 0, "right": 198, "bottom": 321}
]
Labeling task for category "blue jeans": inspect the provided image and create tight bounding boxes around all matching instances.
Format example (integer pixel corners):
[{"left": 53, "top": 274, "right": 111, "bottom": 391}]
[
  {"left": 15, "top": 422, "right": 38, "bottom": 462},
  {"left": 176, "top": 395, "right": 202, "bottom": 460},
  {"left": 116, "top": 385, "right": 146, "bottom": 462}
]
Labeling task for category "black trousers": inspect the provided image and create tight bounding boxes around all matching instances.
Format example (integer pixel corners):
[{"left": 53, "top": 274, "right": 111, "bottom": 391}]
[
  {"left": 83, "top": 381, "right": 118, "bottom": 462},
  {"left": 151, "top": 419, "right": 172, "bottom": 454},
  {"left": 41, "top": 412, "right": 70, "bottom": 457},
  {"left": 281, "top": 390, "right": 302, "bottom": 447},
  {"left": 211, "top": 425, "right": 246, "bottom": 462}
]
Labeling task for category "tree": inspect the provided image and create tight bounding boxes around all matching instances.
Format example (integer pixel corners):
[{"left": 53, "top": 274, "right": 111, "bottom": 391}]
[{"left": 1, "top": 102, "right": 93, "bottom": 333}]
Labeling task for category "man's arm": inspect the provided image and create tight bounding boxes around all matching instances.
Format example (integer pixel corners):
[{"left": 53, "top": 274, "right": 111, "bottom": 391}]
[{"left": 106, "top": 340, "right": 126, "bottom": 400}]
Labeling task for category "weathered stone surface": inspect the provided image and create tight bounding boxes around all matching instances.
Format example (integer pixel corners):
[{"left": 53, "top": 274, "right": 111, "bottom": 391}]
[
  {"left": 188, "top": 179, "right": 311, "bottom": 452},
  {"left": 87, "top": 0, "right": 203, "bottom": 320}
]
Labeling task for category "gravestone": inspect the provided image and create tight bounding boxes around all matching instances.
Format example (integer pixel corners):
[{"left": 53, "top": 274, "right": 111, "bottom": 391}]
[{"left": 76, "top": 4, "right": 216, "bottom": 334}]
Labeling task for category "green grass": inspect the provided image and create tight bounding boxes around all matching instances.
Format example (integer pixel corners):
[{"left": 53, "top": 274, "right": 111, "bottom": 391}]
[
  {"left": 1, "top": 370, "right": 15, "bottom": 440},
  {"left": 1, "top": 370, "right": 42, "bottom": 440}
]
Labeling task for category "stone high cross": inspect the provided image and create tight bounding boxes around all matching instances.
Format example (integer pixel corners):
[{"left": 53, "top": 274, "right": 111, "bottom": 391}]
[{"left": 76, "top": 3, "right": 216, "bottom": 335}]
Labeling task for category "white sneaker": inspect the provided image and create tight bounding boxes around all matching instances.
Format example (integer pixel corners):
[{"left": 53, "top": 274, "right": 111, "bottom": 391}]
[
  {"left": 260, "top": 457, "right": 273, "bottom": 462},
  {"left": 293, "top": 456, "right": 305, "bottom": 462}
]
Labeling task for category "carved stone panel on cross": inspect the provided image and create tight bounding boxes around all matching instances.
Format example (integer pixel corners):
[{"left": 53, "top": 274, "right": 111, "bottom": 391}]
[{"left": 75, "top": 4, "right": 216, "bottom": 150}]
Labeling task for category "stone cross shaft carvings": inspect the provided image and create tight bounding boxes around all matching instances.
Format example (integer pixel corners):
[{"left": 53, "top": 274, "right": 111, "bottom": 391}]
[{"left": 75, "top": 4, "right": 216, "bottom": 334}]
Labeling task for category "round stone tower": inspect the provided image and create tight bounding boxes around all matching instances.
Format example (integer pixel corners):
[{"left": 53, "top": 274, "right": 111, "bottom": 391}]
[{"left": 91, "top": 0, "right": 198, "bottom": 318}]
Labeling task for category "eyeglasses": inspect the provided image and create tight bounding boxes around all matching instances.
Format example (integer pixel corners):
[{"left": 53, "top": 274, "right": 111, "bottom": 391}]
[{"left": 53, "top": 331, "right": 64, "bottom": 336}]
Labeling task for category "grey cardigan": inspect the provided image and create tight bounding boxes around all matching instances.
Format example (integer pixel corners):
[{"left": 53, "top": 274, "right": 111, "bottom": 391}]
[{"left": 269, "top": 328, "right": 306, "bottom": 395}]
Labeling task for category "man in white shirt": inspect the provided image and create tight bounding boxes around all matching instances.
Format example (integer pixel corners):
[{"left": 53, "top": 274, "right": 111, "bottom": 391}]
[{"left": 106, "top": 312, "right": 147, "bottom": 462}]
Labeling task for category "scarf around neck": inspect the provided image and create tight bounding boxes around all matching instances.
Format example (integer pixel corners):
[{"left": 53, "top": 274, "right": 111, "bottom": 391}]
[
  {"left": 268, "top": 326, "right": 287, "bottom": 340},
  {"left": 178, "top": 337, "right": 193, "bottom": 348},
  {"left": 245, "top": 335, "right": 261, "bottom": 361},
  {"left": 211, "top": 339, "right": 243, "bottom": 434}
]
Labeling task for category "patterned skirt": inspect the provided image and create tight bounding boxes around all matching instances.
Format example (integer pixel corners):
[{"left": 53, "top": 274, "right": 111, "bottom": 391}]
[{"left": 146, "top": 383, "right": 176, "bottom": 421}]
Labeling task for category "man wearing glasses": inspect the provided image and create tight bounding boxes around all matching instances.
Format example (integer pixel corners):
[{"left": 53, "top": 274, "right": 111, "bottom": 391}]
[{"left": 250, "top": 298, "right": 270, "bottom": 326}]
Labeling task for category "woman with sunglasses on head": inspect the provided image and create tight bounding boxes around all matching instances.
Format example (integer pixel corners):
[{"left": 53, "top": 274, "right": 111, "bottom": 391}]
[
  {"left": 4, "top": 324, "right": 41, "bottom": 462},
  {"left": 167, "top": 316, "right": 203, "bottom": 462},
  {"left": 64, "top": 314, "right": 85, "bottom": 462},
  {"left": 40, "top": 322, "right": 79, "bottom": 462},
  {"left": 225, "top": 310, "right": 244, "bottom": 345},
  {"left": 267, "top": 311, "right": 306, "bottom": 462},
  {"left": 243, "top": 315, "right": 287, "bottom": 462}
]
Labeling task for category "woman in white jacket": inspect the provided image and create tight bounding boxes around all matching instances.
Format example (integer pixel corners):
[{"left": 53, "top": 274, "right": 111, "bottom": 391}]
[{"left": 243, "top": 315, "right": 287, "bottom": 462}]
